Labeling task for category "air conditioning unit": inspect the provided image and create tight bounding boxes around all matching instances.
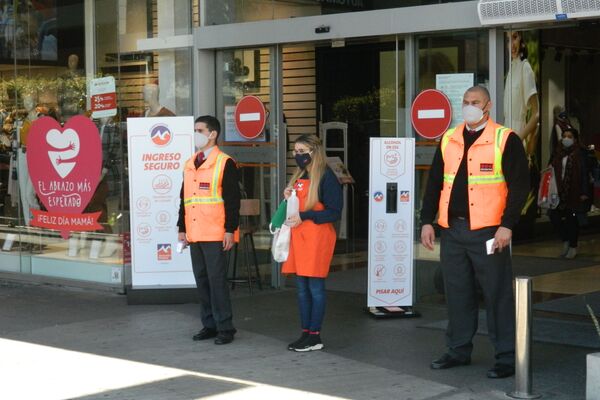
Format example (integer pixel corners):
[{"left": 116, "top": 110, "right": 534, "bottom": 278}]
[{"left": 478, "top": 0, "right": 600, "bottom": 26}]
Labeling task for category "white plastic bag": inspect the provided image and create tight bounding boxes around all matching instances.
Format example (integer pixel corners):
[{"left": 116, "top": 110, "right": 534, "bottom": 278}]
[
  {"left": 271, "top": 224, "right": 291, "bottom": 262},
  {"left": 270, "top": 189, "right": 299, "bottom": 263}
]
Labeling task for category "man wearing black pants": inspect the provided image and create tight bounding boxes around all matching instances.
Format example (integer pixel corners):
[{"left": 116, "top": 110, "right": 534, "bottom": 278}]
[
  {"left": 177, "top": 115, "right": 240, "bottom": 345},
  {"left": 420, "top": 86, "right": 529, "bottom": 378}
]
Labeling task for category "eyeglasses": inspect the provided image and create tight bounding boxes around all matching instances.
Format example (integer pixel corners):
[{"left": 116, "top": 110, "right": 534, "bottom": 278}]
[{"left": 292, "top": 149, "right": 312, "bottom": 156}]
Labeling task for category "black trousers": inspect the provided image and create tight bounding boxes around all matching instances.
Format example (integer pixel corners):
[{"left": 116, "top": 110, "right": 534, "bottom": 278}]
[
  {"left": 440, "top": 218, "right": 515, "bottom": 365},
  {"left": 190, "top": 241, "right": 234, "bottom": 332},
  {"left": 548, "top": 208, "right": 579, "bottom": 248}
]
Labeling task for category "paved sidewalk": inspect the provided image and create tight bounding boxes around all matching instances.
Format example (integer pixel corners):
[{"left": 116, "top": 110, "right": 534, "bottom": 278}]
[{"left": 0, "top": 281, "right": 589, "bottom": 399}]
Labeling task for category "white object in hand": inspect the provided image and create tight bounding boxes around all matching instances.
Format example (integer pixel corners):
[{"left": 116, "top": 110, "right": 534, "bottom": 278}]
[
  {"left": 286, "top": 189, "right": 300, "bottom": 220},
  {"left": 176, "top": 241, "right": 185, "bottom": 253},
  {"left": 486, "top": 238, "right": 495, "bottom": 255}
]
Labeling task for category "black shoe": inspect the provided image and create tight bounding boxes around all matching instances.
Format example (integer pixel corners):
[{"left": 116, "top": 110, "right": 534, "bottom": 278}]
[
  {"left": 291, "top": 333, "right": 324, "bottom": 352},
  {"left": 287, "top": 331, "right": 309, "bottom": 351},
  {"left": 214, "top": 330, "right": 235, "bottom": 345},
  {"left": 430, "top": 353, "right": 471, "bottom": 369},
  {"left": 487, "top": 363, "right": 515, "bottom": 379},
  {"left": 192, "top": 328, "right": 217, "bottom": 341}
]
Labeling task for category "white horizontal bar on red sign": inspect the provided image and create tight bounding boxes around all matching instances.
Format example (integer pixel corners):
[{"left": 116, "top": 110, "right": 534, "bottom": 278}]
[
  {"left": 239, "top": 113, "right": 261, "bottom": 122},
  {"left": 417, "top": 109, "right": 445, "bottom": 119}
]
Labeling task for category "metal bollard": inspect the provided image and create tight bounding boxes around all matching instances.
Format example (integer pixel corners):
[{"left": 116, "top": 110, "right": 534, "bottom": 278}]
[{"left": 507, "top": 276, "right": 541, "bottom": 399}]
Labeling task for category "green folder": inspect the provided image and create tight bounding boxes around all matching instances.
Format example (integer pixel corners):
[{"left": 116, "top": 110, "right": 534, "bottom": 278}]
[{"left": 270, "top": 200, "right": 287, "bottom": 230}]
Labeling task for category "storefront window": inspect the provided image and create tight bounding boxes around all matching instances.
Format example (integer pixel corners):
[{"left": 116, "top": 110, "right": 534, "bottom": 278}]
[
  {"left": 117, "top": 0, "right": 193, "bottom": 39},
  {"left": 204, "top": 0, "right": 474, "bottom": 25},
  {"left": 413, "top": 30, "right": 489, "bottom": 233},
  {"left": 0, "top": 0, "right": 193, "bottom": 287},
  {"left": 216, "top": 47, "right": 277, "bottom": 239}
]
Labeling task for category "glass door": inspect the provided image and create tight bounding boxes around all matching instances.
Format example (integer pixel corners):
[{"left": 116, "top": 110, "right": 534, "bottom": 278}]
[{"left": 215, "top": 46, "right": 283, "bottom": 288}]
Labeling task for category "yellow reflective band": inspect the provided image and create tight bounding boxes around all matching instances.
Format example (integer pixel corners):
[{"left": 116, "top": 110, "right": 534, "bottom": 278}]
[
  {"left": 185, "top": 197, "right": 224, "bottom": 205},
  {"left": 210, "top": 153, "right": 226, "bottom": 198},
  {"left": 443, "top": 173, "right": 455, "bottom": 184},
  {"left": 493, "top": 127, "right": 511, "bottom": 173},
  {"left": 440, "top": 128, "right": 456, "bottom": 161},
  {"left": 468, "top": 174, "right": 506, "bottom": 185}
]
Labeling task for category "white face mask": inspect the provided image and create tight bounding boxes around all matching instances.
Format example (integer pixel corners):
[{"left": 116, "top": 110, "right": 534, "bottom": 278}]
[
  {"left": 194, "top": 133, "right": 210, "bottom": 149},
  {"left": 562, "top": 137, "right": 574, "bottom": 148},
  {"left": 462, "top": 104, "right": 486, "bottom": 125}
]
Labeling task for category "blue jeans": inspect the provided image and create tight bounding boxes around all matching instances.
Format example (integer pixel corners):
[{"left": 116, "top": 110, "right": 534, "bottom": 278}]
[{"left": 296, "top": 276, "right": 326, "bottom": 332}]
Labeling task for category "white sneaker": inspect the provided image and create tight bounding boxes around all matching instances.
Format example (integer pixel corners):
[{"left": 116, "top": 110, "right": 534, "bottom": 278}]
[
  {"left": 292, "top": 334, "right": 324, "bottom": 352},
  {"left": 560, "top": 241, "right": 569, "bottom": 257},
  {"left": 565, "top": 247, "right": 577, "bottom": 259}
]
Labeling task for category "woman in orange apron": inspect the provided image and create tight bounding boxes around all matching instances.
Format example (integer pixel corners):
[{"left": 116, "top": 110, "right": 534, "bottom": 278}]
[{"left": 282, "top": 134, "right": 343, "bottom": 352}]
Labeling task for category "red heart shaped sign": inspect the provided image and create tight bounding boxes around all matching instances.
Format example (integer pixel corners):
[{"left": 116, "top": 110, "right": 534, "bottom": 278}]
[{"left": 26, "top": 116, "right": 103, "bottom": 238}]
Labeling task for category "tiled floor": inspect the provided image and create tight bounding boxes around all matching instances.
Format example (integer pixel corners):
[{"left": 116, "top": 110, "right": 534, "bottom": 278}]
[
  {"left": 532, "top": 265, "right": 600, "bottom": 295},
  {"left": 513, "top": 237, "right": 600, "bottom": 262}
]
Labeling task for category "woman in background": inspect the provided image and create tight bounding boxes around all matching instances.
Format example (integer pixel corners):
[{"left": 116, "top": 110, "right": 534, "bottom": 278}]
[{"left": 548, "top": 128, "right": 589, "bottom": 259}]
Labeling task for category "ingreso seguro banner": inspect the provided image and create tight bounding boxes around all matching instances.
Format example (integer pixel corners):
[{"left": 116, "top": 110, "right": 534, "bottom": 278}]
[{"left": 127, "top": 117, "right": 194, "bottom": 288}]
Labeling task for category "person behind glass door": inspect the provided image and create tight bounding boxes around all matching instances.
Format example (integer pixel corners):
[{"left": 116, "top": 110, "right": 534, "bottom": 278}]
[
  {"left": 548, "top": 128, "right": 589, "bottom": 259},
  {"left": 283, "top": 134, "right": 343, "bottom": 352},
  {"left": 143, "top": 83, "right": 175, "bottom": 117},
  {"left": 550, "top": 107, "right": 572, "bottom": 157},
  {"left": 420, "top": 86, "right": 529, "bottom": 379},
  {"left": 177, "top": 115, "right": 240, "bottom": 345}
]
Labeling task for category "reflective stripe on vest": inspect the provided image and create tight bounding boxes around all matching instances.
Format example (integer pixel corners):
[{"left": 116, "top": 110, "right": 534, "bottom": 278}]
[{"left": 183, "top": 152, "right": 227, "bottom": 206}]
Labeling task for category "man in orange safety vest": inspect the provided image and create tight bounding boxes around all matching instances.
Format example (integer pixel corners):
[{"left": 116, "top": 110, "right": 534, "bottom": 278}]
[
  {"left": 177, "top": 115, "right": 240, "bottom": 345},
  {"left": 420, "top": 86, "right": 529, "bottom": 379}
]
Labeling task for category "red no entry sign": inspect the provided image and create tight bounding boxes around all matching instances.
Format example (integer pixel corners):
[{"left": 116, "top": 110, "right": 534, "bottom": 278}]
[
  {"left": 234, "top": 96, "right": 266, "bottom": 140},
  {"left": 410, "top": 89, "right": 452, "bottom": 140}
]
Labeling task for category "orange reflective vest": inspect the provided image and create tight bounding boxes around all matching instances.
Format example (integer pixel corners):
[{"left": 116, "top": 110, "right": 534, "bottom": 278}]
[
  {"left": 437, "top": 120, "right": 513, "bottom": 230},
  {"left": 183, "top": 147, "right": 239, "bottom": 243}
]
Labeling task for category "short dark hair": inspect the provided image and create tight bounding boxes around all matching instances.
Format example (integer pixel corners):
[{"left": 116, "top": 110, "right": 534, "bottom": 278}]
[
  {"left": 195, "top": 115, "right": 221, "bottom": 139},
  {"left": 465, "top": 85, "right": 491, "bottom": 102}
]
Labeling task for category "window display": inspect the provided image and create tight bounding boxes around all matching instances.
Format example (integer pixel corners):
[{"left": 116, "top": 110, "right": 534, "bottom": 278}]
[{"left": 0, "top": 0, "right": 194, "bottom": 287}]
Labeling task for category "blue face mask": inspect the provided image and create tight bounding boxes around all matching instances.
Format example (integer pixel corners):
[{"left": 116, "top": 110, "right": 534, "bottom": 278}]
[{"left": 295, "top": 153, "right": 312, "bottom": 169}]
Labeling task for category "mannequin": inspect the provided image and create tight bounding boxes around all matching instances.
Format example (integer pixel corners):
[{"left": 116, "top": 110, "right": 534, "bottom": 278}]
[
  {"left": 16, "top": 93, "right": 41, "bottom": 225},
  {"left": 59, "top": 54, "right": 84, "bottom": 121},
  {"left": 5, "top": 112, "right": 18, "bottom": 209},
  {"left": 67, "top": 54, "right": 82, "bottom": 76},
  {"left": 19, "top": 93, "right": 38, "bottom": 146},
  {"left": 143, "top": 84, "right": 175, "bottom": 117}
]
